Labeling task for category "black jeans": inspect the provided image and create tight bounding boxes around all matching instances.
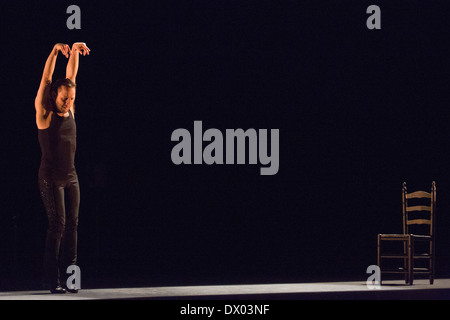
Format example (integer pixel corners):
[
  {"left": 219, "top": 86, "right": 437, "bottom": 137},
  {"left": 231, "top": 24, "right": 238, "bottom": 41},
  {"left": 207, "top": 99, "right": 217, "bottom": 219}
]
[{"left": 38, "top": 171, "right": 80, "bottom": 287}]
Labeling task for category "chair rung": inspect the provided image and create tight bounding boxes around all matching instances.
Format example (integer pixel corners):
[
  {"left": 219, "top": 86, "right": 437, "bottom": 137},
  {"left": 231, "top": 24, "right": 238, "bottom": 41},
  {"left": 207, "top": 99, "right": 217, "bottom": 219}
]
[
  {"left": 381, "top": 267, "right": 430, "bottom": 274},
  {"left": 380, "top": 254, "right": 431, "bottom": 259},
  {"left": 413, "top": 269, "right": 431, "bottom": 274},
  {"left": 401, "top": 267, "right": 431, "bottom": 272},
  {"left": 380, "top": 254, "right": 408, "bottom": 259},
  {"left": 380, "top": 269, "right": 408, "bottom": 274},
  {"left": 414, "top": 254, "right": 431, "bottom": 259},
  {"left": 413, "top": 235, "right": 432, "bottom": 240}
]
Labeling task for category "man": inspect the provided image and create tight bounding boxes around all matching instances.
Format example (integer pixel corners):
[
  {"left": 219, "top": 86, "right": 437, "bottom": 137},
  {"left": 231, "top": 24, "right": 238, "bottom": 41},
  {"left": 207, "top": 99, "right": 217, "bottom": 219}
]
[{"left": 35, "top": 42, "right": 90, "bottom": 293}]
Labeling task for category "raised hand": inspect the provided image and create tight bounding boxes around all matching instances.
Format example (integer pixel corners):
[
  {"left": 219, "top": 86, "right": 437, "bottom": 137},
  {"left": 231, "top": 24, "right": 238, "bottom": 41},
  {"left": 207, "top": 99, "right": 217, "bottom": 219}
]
[
  {"left": 54, "top": 43, "right": 71, "bottom": 58},
  {"left": 71, "top": 42, "right": 90, "bottom": 56}
]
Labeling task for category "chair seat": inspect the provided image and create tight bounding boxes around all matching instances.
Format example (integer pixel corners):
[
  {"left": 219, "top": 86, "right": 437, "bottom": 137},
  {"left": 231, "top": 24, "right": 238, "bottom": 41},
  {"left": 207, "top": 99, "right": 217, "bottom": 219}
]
[
  {"left": 379, "top": 233, "right": 408, "bottom": 237},
  {"left": 378, "top": 234, "right": 410, "bottom": 241},
  {"left": 412, "top": 235, "right": 432, "bottom": 240}
]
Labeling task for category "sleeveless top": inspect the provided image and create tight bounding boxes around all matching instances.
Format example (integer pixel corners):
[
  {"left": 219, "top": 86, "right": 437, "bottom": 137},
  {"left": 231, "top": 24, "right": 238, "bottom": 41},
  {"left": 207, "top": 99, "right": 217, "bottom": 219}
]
[{"left": 38, "top": 110, "right": 77, "bottom": 178}]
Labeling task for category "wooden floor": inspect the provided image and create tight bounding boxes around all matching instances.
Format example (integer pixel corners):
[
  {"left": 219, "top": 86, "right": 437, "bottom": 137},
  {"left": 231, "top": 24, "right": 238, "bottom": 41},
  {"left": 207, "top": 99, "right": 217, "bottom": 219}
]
[{"left": 1, "top": 278, "right": 450, "bottom": 300}]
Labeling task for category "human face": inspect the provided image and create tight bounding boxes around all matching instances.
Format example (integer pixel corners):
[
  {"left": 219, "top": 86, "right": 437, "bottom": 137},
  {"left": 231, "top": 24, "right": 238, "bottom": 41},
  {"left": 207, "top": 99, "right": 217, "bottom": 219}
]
[{"left": 55, "top": 86, "right": 76, "bottom": 115}]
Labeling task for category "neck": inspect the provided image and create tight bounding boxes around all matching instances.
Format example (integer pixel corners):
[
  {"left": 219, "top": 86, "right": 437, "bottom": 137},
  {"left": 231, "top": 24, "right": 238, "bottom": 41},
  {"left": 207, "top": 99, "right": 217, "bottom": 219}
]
[{"left": 56, "top": 111, "right": 70, "bottom": 118}]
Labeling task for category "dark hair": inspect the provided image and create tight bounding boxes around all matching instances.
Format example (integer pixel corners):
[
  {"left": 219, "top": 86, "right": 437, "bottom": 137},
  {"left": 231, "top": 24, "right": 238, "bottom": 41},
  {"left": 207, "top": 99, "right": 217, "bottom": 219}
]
[{"left": 51, "top": 78, "right": 76, "bottom": 96}]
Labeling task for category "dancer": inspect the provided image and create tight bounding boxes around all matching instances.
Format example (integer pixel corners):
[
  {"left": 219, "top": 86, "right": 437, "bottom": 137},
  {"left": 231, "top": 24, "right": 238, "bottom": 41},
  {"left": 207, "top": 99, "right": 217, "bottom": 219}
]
[{"left": 35, "top": 42, "right": 90, "bottom": 293}]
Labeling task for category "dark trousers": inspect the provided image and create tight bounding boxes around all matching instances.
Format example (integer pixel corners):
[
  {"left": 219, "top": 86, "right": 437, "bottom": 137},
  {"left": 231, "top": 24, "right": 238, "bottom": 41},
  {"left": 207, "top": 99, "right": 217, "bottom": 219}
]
[{"left": 38, "top": 171, "right": 80, "bottom": 288}]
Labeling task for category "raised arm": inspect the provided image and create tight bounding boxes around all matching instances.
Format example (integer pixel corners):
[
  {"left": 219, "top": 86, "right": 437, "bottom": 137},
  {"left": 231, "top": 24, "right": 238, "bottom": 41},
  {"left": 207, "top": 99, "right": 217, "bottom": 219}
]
[
  {"left": 66, "top": 42, "right": 90, "bottom": 83},
  {"left": 35, "top": 44, "right": 71, "bottom": 115}
]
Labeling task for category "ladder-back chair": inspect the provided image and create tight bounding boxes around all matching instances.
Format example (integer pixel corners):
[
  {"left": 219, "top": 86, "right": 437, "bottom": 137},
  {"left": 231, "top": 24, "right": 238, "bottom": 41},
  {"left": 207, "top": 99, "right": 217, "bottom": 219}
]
[{"left": 377, "top": 181, "right": 436, "bottom": 285}]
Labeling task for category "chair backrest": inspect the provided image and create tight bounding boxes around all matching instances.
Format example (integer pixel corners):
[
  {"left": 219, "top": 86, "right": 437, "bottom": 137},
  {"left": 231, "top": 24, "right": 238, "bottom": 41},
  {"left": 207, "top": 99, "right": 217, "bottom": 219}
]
[{"left": 402, "top": 181, "right": 436, "bottom": 236}]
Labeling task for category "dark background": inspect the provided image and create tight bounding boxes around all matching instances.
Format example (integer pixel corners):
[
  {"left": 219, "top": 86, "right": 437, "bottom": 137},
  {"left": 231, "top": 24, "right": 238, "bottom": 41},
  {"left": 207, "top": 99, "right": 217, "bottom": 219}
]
[{"left": 1, "top": 0, "right": 449, "bottom": 290}]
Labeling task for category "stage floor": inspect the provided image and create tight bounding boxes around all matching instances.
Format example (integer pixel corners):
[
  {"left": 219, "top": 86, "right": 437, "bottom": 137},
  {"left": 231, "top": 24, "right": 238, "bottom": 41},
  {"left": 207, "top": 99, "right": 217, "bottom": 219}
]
[{"left": 1, "top": 278, "right": 450, "bottom": 300}]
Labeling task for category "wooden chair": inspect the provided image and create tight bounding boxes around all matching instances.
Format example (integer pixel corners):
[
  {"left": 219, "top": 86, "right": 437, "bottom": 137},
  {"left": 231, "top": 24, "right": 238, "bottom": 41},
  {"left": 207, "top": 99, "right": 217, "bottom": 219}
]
[{"left": 377, "top": 181, "right": 436, "bottom": 285}]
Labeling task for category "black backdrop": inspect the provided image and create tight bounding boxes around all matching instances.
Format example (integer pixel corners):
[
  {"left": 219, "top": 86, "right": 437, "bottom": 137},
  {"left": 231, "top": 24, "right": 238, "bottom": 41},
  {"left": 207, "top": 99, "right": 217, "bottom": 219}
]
[{"left": 1, "top": 0, "right": 449, "bottom": 290}]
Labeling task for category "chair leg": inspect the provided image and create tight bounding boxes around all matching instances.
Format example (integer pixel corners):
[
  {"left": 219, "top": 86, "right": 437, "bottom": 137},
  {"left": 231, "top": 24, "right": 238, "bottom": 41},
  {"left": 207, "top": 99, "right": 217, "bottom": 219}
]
[
  {"left": 430, "top": 240, "right": 434, "bottom": 285},
  {"left": 377, "top": 235, "right": 382, "bottom": 285},
  {"left": 430, "top": 256, "right": 434, "bottom": 285},
  {"left": 408, "top": 236, "right": 414, "bottom": 285},
  {"left": 403, "top": 240, "right": 409, "bottom": 284}
]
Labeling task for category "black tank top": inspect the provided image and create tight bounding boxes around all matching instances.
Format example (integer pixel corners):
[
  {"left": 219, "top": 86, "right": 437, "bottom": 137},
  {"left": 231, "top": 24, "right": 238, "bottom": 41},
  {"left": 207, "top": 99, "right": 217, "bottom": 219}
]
[{"left": 38, "top": 110, "right": 77, "bottom": 178}]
